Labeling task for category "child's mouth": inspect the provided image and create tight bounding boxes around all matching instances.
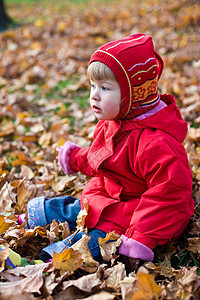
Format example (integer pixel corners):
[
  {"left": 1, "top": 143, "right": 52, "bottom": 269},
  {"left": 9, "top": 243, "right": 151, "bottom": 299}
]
[{"left": 92, "top": 105, "right": 101, "bottom": 113}]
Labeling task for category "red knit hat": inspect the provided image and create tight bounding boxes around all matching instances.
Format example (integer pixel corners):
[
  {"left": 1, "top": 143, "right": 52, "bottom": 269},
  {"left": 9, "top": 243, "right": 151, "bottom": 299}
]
[{"left": 89, "top": 33, "right": 164, "bottom": 120}]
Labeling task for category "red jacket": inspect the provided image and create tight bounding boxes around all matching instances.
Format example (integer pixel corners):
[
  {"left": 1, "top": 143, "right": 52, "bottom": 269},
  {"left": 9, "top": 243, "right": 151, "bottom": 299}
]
[{"left": 70, "top": 94, "right": 194, "bottom": 250}]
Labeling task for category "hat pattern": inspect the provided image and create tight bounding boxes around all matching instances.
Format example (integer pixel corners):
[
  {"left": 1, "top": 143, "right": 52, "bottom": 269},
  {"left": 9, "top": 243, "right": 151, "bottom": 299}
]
[
  {"left": 89, "top": 34, "right": 164, "bottom": 119},
  {"left": 129, "top": 57, "right": 159, "bottom": 107}
]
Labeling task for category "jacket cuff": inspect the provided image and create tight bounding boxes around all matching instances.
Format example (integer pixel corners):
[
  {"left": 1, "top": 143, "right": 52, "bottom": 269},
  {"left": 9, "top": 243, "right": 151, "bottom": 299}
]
[
  {"left": 118, "top": 235, "right": 154, "bottom": 262},
  {"left": 58, "top": 141, "right": 81, "bottom": 175}
]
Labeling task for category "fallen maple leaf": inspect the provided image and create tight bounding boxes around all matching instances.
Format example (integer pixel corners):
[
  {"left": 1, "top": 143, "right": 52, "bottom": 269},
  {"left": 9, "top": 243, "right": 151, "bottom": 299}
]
[
  {"left": 52, "top": 247, "right": 83, "bottom": 273},
  {"left": 131, "top": 271, "right": 161, "bottom": 300}
]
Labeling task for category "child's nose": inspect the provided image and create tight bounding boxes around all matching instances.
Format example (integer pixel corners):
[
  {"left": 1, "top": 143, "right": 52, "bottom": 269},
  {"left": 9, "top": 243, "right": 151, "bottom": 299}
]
[{"left": 91, "top": 88, "right": 100, "bottom": 101}]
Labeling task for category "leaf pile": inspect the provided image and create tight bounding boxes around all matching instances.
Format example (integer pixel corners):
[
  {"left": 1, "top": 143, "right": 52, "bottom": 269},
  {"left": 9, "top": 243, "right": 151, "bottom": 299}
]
[{"left": 0, "top": 0, "right": 200, "bottom": 298}]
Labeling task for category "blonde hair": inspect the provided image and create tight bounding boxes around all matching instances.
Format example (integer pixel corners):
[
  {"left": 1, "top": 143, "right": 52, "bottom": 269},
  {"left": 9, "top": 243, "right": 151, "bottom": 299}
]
[{"left": 87, "top": 61, "right": 117, "bottom": 81}]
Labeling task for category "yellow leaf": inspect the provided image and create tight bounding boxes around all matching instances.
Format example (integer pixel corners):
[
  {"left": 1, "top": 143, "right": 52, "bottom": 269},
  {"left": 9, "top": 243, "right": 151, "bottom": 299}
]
[
  {"left": 52, "top": 248, "right": 83, "bottom": 273},
  {"left": 34, "top": 226, "right": 47, "bottom": 237},
  {"left": 76, "top": 198, "right": 89, "bottom": 231},
  {"left": 57, "top": 22, "right": 66, "bottom": 33},
  {"left": 98, "top": 231, "right": 120, "bottom": 245},
  {"left": 132, "top": 272, "right": 161, "bottom": 300},
  {"left": 0, "top": 215, "right": 15, "bottom": 235},
  {"left": 34, "top": 19, "right": 45, "bottom": 27},
  {"left": 30, "top": 42, "right": 42, "bottom": 50},
  {"left": 95, "top": 36, "right": 106, "bottom": 45},
  {"left": 58, "top": 137, "right": 66, "bottom": 147}
]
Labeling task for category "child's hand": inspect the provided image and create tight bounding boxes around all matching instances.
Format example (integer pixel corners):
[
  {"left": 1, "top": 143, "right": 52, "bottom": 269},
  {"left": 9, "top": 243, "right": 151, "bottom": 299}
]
[
  {"left": 120, "top": 255, "right": 141, "bottom": 273},
  {"left": 57, "top": 141, "right": 80, "bottom": 175}
]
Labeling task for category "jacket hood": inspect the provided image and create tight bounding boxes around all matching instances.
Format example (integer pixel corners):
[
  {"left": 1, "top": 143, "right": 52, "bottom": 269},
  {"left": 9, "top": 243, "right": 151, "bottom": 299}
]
[
  {"left": 89, "top": 33, "right": 164, "bottom": 120},
  {"left": 122, "top": 94, "right": 188, "bottom": 143}
]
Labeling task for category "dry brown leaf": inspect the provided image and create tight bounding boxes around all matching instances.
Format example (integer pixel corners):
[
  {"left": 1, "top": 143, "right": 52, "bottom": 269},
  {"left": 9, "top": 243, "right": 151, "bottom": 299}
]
[
  {"left": 71, "top": 234, "right": 99, "bottom": 268},
  {"left": 15, "top": 178, "right": 33, "bottom": 214},
  {"left": 38, "top": 132, "right": 52, "bottom": 148},
  {"left": 187, "top": 237, "right": 200, "bottom": 255},
  {"left": 76, "top": 198, "right": 89, "bottom": 231},
  {"left": 120, "top": 276, "right": 137, "bottom": 300},
  {"left": 144, "top": 257, "right": 177, "bottom": 278},
  {"left": 163, "top": 266, "right": 200, "bottom": 300},
  {"left": 59, "top": 221, "right": 71, "bottom": 240},
  {"left": 0, "top": 263, "right": 52, "bottom": 296},
  {"left": 52, "top": 247, "right": 83, "bottom": 273},
  {"left": 105, "top": 263, "right": 126, "bottom": 292},
  {"left": 51, "top": 175, "right": 76, "bottom": 193},
  {"left": 62, "top": 264, "right": 104, "bottom": 293},
  {"left": 19, "top": 165, "right": 34, "bottom": 180},
  {"left": 0, "top": 182, "right": 15, "bottom": 214},
  {"left": 98, "top": 232, "right": 121, "bottom": 262}
]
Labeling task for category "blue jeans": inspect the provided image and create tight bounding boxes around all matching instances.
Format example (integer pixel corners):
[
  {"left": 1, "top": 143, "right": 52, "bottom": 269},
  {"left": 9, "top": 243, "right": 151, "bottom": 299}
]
[{"left": 27, "top": 196, "right": 107, "bottom": 262}]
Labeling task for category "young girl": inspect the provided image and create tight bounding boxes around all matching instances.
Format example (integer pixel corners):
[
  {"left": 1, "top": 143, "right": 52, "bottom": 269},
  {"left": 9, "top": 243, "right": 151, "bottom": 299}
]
[{"left": 20, "top": 33, "right": 194, "bottom": 271}]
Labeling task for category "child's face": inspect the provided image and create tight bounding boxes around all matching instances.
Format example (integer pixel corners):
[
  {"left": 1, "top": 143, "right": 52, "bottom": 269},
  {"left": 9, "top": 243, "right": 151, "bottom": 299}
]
[{"left": 89, "top": 79, "right": 121, "bottom": 120}]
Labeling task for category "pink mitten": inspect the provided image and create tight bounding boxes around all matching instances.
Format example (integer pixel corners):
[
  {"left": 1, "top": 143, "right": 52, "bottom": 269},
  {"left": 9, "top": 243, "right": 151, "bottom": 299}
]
[
  {"left": 58, "top": 141, "right": 80, "bottom": 174},
  {"left": 118, "top": 234, "right": 154, "bottom": 262}
]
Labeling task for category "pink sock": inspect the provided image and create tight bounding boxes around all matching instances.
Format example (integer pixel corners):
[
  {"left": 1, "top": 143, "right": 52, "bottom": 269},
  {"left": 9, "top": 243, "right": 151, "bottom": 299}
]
[{"left": 17, "top": 214, "right": 29, "bottom": 228}]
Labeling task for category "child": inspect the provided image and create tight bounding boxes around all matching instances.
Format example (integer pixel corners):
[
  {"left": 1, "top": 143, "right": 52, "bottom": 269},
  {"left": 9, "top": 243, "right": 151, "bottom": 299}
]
[{"left": 21, "top": 33, "right": 194, "bottom": 271}]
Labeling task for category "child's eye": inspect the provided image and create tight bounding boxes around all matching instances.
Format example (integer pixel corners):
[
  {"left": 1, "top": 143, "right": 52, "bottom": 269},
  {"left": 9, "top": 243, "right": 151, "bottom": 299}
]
[
  {"left": 102, "top": 86, "right": 109, "bottom": 91},
  {"left": 91, "top": 83, "right": 95, "bottom": 89}
]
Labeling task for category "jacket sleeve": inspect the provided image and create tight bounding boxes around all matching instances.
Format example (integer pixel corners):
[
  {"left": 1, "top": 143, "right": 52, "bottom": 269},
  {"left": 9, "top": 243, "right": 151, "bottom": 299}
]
[
  {"left": 125, "top": 135, "right": 194, "bottom": 250},
  {"left": 69, "top": 146, "right": 97, "bottom": 177}
]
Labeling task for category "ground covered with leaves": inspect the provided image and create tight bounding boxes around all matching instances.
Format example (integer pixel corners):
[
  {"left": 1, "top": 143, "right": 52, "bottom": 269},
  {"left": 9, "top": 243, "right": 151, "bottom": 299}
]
[{"left": 0, "top": 0, "right": 200, "bottom": 299}]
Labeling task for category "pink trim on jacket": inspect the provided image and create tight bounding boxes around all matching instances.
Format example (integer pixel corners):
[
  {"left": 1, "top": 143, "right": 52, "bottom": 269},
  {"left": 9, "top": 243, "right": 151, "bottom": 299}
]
[
  {"left": 119, "top": 234, "right": 154, "bottom": 261},
  {"left": 134, "top": 100, "right": 167, "bottom": 120}
]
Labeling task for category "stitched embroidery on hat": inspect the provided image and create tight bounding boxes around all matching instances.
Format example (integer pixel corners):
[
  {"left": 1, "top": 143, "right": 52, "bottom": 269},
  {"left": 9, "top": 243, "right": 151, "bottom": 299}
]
[
  {"left": 128, "top": 57, "right": 156, "bottom": 72},
  {"left": 132, "top": 75, "right": 158, "bottom": 103}
]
